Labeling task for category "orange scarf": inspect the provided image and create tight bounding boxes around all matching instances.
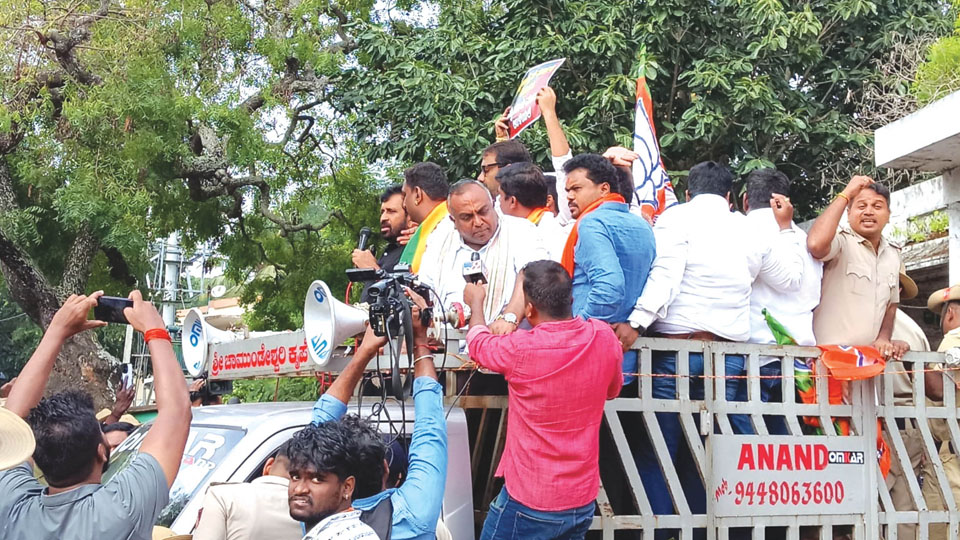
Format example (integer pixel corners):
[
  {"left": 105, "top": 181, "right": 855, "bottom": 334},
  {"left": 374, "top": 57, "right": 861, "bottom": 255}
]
[
  {"left": 560, "top": 194, "right": 626, "bottom": 276},
  {"left": 526, "top": 207, "right": 550, "bottom": 225}
]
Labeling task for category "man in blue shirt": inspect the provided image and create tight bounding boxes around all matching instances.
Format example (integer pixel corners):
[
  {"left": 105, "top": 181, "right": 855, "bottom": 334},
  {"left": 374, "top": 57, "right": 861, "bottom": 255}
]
[
  {"left": 310, "top": 293, "right": 446, "bottom": 540},
  {"left": 562, "top": 153, "right": 656, "bottom": 384}
]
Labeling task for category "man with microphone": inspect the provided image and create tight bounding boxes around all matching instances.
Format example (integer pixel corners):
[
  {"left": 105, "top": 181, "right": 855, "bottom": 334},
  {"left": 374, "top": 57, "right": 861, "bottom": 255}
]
[{"left": 354, "top": 185, "right": 411, "bottom": 303}]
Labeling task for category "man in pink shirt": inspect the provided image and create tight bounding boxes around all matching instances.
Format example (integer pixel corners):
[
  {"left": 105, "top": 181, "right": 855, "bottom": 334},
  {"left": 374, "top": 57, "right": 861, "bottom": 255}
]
[{"left": 465, "top": 260, "right": 623, "bottom": 540}]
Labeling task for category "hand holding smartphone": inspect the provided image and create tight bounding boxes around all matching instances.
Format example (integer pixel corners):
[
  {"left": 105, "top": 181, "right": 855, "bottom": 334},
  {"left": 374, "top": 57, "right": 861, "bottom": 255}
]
[{"left": 94, "top": 296, "right": 135, "bottom": 324}]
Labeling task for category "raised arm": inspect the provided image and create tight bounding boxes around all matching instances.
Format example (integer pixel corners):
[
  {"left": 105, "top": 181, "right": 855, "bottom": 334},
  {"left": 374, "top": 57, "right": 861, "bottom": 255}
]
[
  {"left": 312, "top": 325, "right": 386, "bottom": 425},
  {"left": 396, "top": 288, "right": 446, "bottom": 536},
  {"left": 125, "top": 291, "right": 192, "bottom": 488},
  {"left": 5, "top": 292, "right": 107, "bottom": 418},
  {"left": 807, "top": 176, "right": 873, "bottom": 260},
  {"left": 538, "top": 87, "right": 570, "bottom": 158},
  {"left": 752, "top": 194, "right": 804, "bottom": 291}
]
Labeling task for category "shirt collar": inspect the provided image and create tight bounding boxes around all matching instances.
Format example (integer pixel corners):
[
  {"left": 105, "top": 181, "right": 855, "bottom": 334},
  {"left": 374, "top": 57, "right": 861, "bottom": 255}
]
[
  {"left": 305, "top": 509, "right": 364, "bottom": 538},
  {"left": 594, "top": 201, "right": 629, "bottom": 213},
  {"left": 841, "top": 226, "right": 893, "bottom": 255},
  {"left": 354, "top": 487, "right": 396, "bottom": 509},
  {"left": 690, "top": 193, "right": 730, "bottom": 209},
  {"left": 41, "top": 483, "right": 101, "bottom": 507},
  {"left": 253, "top": 475, "right": 289, "bottom": 487}
]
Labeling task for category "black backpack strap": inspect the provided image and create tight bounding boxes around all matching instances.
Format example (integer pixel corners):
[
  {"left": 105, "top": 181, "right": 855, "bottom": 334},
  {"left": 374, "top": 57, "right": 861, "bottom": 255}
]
[{"left": 359, "top": 497, "right": 393, "bottom": 539}]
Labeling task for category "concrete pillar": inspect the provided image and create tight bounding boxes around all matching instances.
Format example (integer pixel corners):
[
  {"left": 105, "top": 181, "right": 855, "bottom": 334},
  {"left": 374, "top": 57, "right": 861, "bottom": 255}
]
[{"left": 947, "top": 167, "right": 960, "bottom": 285}]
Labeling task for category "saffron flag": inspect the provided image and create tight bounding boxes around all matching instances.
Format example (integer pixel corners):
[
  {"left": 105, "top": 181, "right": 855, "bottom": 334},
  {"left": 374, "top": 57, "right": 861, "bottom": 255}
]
[{"left": 632, "top": 77, "right": 678, "bottom": 222}]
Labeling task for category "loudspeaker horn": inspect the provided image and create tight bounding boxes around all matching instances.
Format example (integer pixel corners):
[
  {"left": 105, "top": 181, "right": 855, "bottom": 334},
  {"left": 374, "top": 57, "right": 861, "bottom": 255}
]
[
  {"left": 182, "top": 308, "right": 241, "bottom": 377},
  {"left": 304, "top": 280, "right": 369, "bottom": 366}
]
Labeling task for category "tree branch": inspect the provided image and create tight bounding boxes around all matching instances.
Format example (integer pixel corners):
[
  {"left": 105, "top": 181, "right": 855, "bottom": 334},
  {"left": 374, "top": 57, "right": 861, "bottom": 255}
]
[
  {"left": 0, "top": 230, "right": 61, "bottom": 327},
  {"left": 59, "top": 225, "right": 100, "bottom": 297},
  {"left": 37, "top": 0, "right": 110, "bottom": 85}
]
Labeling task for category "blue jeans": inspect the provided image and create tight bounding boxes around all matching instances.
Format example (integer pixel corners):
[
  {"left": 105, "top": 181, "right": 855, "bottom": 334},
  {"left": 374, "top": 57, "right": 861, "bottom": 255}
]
[
  {"left": 480, "top": 486, "right": 595, "bottom": 540},
  {"left": 760, "top": 362, "right": 789, "bottom": 435},
  {"left": 633, "top": 351, "right": 753, "bottom": 539}
]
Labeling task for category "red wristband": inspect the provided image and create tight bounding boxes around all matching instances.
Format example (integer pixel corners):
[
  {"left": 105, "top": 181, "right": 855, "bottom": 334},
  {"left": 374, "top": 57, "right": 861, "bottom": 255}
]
[{"left": 144, "top": 328, "right": 172, "bottom": 343}]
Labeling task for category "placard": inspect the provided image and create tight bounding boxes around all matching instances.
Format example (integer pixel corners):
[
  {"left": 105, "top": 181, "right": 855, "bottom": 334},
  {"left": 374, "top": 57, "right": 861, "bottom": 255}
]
[
  {"left": 712, "top": 435, "right": 867, "bottom": 517},
  {"left": 507, "top": 58, "right": 566, "bottom": 138}
]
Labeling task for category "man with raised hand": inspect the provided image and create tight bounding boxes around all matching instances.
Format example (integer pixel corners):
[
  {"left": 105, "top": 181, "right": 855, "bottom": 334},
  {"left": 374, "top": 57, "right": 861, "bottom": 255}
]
[
  {"left": 742, "top": 168, "right": 823, "bottom": 435},
  {"left": 310, "top": 289, "right": 446, "bottom": 540},
  {"left": 807, "top": 176, "right": 905, "bottom": 359},
  {"left": 0, "top": 291, "right": 191, "bottom": 540}
]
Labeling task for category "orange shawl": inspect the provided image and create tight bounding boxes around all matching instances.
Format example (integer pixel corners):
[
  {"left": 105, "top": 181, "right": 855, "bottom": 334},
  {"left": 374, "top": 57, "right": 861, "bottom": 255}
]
[
  {"left": 526, "top": 207, "right": 550, "bottom": 225},
  {"left": 560, "top": 194, "right": 626, "bottom": 276}
]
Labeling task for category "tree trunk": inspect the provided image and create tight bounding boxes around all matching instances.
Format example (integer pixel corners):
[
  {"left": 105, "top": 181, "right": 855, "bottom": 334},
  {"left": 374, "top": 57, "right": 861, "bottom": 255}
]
[{"left": 0, "top": 158, "right": 116, "bottom": 409}]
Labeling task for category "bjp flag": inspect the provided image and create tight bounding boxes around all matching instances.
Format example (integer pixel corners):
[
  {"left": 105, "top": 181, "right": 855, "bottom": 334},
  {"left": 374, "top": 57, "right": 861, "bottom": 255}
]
[{"left": 632, "top": 77, "right": 678, "bottom": 223}]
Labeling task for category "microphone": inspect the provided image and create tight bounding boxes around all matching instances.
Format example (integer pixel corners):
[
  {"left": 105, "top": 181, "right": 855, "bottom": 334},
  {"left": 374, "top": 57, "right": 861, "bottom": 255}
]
[
  {"left": 462, "top": 252, "right": 487, "bottom": 284},
  {"left": 357, "top": 226, "right": 372, "bottom": 251}
]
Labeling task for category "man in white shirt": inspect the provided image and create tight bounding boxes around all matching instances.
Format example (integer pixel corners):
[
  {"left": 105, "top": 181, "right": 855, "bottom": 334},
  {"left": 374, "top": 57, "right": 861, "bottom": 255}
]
[
  {"left": 742, "top": 168, "right": 823, "bottom": 436},
  {"left": 496, "top": 162, "right": 569, "bottom": 261},
  {"left": 287, "top": 422, "right": 381, "bottom": 540},
  {"left": 193, "top": 443, "right": 304, "bottom": 540},
  {"left": 621, "top": 161, "right": 803, "bottom": 533},
  {"left": 418, "top": 180, "right": 549, "bottom": 323}
]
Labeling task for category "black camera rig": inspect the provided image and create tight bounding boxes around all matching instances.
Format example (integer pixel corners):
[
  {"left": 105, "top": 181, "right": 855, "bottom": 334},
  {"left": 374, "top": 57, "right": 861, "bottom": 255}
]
[{"left": 345, "top": 264, "right": 434, "bottom": 399}]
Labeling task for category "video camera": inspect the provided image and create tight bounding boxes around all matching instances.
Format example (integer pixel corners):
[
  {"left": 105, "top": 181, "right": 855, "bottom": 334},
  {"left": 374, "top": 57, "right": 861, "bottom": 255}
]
[{"left": 345, "top": 264, "right": 433, "bottom": 338}]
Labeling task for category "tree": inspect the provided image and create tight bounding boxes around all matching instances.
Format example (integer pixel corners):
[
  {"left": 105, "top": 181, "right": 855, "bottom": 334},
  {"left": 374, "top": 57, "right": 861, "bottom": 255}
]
[
  {"left": 914, "top": 1, "right": 960, "bottom": 104},
  {"left": 0, "top": 0, "right": 382, "bottom": 406},
  {"left": 0, "top": 0, "right": 953, "bottom": 406},
  {"left": 337, "top": 0, "right": 953, "bottom": 218}
]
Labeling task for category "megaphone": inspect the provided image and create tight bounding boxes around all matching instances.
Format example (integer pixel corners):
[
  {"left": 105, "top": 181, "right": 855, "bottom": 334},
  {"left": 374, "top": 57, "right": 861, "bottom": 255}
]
[
  {"left": 304, "top": 280, "right": 369, "bottom": 366},
  {"left": 182, "top": 308, "right": 241, "bottom": 377}
]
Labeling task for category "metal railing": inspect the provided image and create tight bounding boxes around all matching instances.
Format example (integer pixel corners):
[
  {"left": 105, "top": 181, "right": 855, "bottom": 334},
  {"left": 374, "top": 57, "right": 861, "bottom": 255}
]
[{"left": 574, "top": 338, "right": 960, "bottom": 540}]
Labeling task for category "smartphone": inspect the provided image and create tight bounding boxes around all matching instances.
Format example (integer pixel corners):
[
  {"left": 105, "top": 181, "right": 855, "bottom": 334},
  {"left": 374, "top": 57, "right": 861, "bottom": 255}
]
[
  {"left": 121, "top": 364, "right": 133, "bottom": 389},
  {"left": 94, "top": 296, "right": 133, "bottom": 324}
]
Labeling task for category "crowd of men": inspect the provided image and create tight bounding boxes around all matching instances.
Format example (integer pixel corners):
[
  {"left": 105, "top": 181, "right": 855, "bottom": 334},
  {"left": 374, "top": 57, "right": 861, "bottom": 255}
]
[{"left": 1, "top": 85, "right": 959, "bottom": 540}]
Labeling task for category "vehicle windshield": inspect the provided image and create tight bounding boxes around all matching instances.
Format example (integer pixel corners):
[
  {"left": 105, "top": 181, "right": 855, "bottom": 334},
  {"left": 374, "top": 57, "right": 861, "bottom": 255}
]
[{"left": 104, "top": 423, "right": 246, "bottom": 527}]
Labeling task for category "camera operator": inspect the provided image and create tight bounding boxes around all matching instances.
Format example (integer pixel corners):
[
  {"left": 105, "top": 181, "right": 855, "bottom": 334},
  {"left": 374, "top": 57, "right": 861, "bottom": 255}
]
[
  {"left": 310, "top": 289, "right": 447, "bottom": 540},
  {"left": 355, "top": 185, "right": 412, "bottom": 303}
]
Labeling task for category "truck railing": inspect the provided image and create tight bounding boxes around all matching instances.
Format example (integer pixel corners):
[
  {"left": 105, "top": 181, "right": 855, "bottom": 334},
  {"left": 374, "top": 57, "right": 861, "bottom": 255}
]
[{"left": 201, "top": 331, "right": 960, "bottom": 539}]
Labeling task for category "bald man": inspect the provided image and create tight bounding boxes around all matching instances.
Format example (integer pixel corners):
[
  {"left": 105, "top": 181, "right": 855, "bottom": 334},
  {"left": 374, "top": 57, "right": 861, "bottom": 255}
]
[{"left": 417, "top": 180, "right": 549, "bottom": 323}]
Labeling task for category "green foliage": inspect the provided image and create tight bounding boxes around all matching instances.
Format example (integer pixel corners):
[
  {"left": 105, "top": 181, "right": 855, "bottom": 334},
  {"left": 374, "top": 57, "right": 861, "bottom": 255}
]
[
  {"left": 914, "top": 2, "right": 960, "bottom": 104},
  {"left": 893, "top": 210, "right": 950, "bottom": 244},
  {"left": 338, "top": 0, "right": 952, "bottom": 219},
  {"left": 0, "top": 277, "right": 40, "bottom": 378},
  {"left": 227, "top": 377, "right": 320, "bottom": 403},
  {"left": 0, "top": 0, "right": 384, "bottom": 337}
]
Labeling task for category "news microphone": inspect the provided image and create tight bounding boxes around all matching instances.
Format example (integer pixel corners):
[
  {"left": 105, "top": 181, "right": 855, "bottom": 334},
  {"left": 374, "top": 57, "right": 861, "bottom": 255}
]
[
  {"left": 462, "top": 252, "right": 487, "bottom": 284},
  {"left": 357, "top": 226, "right": 372, "bottom": 251}
]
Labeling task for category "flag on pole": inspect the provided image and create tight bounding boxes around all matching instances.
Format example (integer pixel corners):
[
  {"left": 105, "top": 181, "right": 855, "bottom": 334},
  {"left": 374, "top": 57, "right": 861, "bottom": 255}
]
[{"left": 632, "top": 77, "right": 677, "bottom": 223}]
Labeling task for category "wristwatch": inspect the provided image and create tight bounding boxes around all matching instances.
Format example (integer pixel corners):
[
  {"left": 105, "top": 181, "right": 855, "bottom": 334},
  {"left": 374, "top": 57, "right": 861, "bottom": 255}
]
[
  {"left": 628, "top": 320, "right": 644, "bottom": 332},
  {"left": 499, "top": 312, "right": 519, "bottom": 325}
]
